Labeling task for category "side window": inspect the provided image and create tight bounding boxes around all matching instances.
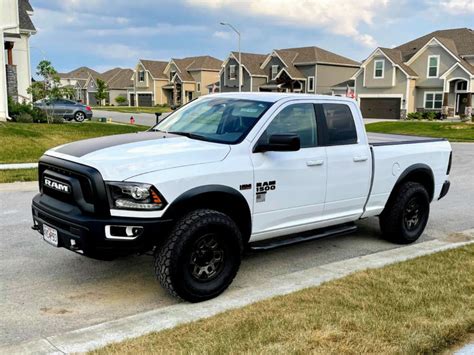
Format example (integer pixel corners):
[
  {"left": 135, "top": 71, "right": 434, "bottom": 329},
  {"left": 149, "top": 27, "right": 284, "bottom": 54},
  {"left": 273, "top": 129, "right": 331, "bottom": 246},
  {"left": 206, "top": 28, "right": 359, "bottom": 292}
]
[
  {"left": 322, "top": 103, "right": 357, "bottom": 145},
  {"left": 260, "top": 103, "right": 317, "bottom": 148}
]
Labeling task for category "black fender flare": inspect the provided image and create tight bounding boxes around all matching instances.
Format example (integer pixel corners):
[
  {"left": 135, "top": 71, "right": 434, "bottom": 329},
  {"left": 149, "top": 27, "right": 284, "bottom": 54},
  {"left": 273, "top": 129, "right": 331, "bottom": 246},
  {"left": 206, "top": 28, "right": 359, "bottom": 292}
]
[{"left": 391, "top": 163, "right": 435, "bottom": 202}]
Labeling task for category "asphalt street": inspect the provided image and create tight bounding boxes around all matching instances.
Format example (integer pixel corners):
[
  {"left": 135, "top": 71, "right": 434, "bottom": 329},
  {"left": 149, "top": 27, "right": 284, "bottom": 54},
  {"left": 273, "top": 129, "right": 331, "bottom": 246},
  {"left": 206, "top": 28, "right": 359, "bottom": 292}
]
[
  {"left": 93, "top": 109, "right": 170, "bottom": 127},
  {"left": 0, "top": 143, "right": 473, "bottom": 347}
]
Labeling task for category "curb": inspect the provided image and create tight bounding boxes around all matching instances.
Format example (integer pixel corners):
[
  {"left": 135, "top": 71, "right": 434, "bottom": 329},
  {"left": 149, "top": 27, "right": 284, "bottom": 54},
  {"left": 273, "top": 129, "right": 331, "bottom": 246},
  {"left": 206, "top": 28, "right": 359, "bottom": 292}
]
[
  {"left": 2, "top": 232, "right": 473, "bottom": 354},
  {"left": 0, "top": 181, "right": 38, "bottom": 192},
  {"left": 0, "top": 163, "right": 37, "bottom": 170}
]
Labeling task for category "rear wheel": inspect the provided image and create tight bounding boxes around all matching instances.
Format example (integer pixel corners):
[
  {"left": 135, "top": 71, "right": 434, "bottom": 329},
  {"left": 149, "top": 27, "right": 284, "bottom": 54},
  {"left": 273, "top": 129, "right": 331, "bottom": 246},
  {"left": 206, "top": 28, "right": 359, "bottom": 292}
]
[
  {"left": 74, "top": 111, "right": 86, "bottom": 122},
  {"left": 154, "top": 209, "right": 242, "bottom": 302},
  {"left": 379, "top": 182, "right": 430, "bottom": 244}
]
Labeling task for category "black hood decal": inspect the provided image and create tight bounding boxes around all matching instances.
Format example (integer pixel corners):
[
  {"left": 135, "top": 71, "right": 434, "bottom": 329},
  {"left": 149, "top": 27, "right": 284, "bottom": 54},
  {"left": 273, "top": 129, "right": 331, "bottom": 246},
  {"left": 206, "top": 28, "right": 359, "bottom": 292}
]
[{"left": 55, "top": 132, "right": 178, "bottom": 157}]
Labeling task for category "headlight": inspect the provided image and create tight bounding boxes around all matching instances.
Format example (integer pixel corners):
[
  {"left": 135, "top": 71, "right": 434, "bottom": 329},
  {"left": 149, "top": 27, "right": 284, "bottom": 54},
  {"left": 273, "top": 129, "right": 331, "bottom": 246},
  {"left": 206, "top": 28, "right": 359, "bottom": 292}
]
[{"left": 107, "top": 182, "right": 166, "bottom": 210}]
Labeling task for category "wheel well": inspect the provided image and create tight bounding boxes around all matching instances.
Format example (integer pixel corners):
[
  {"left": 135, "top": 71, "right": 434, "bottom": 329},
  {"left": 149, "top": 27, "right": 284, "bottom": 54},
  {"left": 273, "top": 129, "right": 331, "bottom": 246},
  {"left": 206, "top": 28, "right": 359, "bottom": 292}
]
[
  {"left": 163, "top": 188, "right": 252, "bottom": 244},
  {"left": 393, "top": 167, "right": 435, "bottom": 202}
]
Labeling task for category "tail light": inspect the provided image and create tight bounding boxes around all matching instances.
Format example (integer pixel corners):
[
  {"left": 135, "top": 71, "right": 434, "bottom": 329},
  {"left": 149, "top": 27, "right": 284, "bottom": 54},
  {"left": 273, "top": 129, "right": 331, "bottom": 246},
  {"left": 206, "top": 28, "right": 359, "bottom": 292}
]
[
  {"left": 86, "top": 106, "right": 91, "bottom": 111},
  {"left": 447, "top": 151, "right": 452, "bottom": 175}
]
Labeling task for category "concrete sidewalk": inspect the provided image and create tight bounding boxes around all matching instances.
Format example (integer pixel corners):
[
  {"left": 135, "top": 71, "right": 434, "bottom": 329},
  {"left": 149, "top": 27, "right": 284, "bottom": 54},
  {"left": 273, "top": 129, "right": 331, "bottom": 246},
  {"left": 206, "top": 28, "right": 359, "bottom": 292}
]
[
  {"left": 0, "top": 163, "right": 37, "bottom": 170},
  {"left": 2, "top": 231, "right": 472, "bottom": 354}
]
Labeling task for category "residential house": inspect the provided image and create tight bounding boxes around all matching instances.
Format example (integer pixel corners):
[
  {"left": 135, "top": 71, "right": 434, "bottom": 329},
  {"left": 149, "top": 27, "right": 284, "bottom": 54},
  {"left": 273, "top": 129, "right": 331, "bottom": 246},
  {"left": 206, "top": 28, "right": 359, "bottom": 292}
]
[
  {"left": 220, "top": 51, "right": 268, "bottom": 92},
  {"left": 57, "top": 67, "right": 102, "bottom": 105},
  {"left": 163, "top": 55, "right": 222, "bottom": 106},
  {"left": 219, "top": 47, "right": 360, "bottom": 94},
  {"left": 1, "top": 0, "right": 36, "bottom": 121},
  {"left": 131, "top": 59, "right": 169, "bottom": 106},
  {"left": 101, "top": 67, "right": 133, "bottom": 105},
  {"left": 353, "top": 28, "right": 474, "bottom": 119}
]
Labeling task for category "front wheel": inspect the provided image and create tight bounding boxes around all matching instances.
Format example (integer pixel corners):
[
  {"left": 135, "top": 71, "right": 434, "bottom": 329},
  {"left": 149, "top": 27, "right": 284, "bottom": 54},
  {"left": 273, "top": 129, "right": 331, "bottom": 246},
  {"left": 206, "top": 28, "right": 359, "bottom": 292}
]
[
  {"left": 379, "top": 182, "right": 430, "bottom": 244},
  {"left": 154, "top": 209, "right": 243, "bottom": 302},
  {"left": 74, "top": 111, "right": 86, "bottom": 122}
]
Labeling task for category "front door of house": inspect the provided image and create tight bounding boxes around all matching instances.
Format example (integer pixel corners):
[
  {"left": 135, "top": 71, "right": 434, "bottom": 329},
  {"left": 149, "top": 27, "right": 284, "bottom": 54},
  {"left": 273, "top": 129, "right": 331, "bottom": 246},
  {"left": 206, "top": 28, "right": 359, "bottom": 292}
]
[{"left": 456, "top": 93, "right": 468, "bottom": 115}]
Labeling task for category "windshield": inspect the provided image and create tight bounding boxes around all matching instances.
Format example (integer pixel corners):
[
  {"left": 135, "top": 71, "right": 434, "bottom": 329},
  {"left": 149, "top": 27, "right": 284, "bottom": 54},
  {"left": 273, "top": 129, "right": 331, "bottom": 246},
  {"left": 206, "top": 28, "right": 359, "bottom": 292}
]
[{"left": 154, "top": 98, "right": 273, "bottom": 144}]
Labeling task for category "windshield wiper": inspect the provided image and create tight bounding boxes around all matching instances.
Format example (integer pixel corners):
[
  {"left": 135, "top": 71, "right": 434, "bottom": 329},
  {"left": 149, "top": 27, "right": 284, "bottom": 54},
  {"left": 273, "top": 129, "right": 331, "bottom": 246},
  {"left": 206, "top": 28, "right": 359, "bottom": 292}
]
[{"left": 168, "top": 131, "right": 208, "bottom": 140}]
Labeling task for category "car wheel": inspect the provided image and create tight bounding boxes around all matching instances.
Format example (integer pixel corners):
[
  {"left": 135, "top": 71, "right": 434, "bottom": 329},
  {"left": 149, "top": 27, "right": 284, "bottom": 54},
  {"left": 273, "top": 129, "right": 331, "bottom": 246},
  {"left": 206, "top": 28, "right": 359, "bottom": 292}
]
[
  {"left": 379, "top": 182, "right": 430, "bottom": 244},
  {"left": 154, "top": 209, "right": 243, "bottom": 302},
  {"left": 74, "top": 111, "right": 86, "bottom": 122}
]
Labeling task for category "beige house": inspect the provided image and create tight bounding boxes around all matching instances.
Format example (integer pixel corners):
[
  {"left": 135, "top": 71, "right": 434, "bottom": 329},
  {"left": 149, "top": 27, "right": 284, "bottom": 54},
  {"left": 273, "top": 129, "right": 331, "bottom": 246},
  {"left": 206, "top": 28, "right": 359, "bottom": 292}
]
[
  {"left": 101, "top": 67, "right": 133, "bottom": 105},
  {"left": 220, "top": 47, "right": 360, "bottom": 94},
  {"left": 353, "top": 28, "right": 474, "bottom": 119},
  {"left": 1, "top": 0, "right": 36, "bottom": 120},
  {"left": 131, "top": 56, "right": 222, "bottom": 107}
]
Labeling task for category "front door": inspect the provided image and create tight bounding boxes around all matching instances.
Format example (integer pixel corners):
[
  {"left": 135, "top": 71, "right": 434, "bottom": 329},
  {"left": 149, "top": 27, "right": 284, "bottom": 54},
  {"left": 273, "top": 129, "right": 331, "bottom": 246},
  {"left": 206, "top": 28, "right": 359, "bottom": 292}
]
[
  {"left": 456, "top": 93, "right": 468, "bottom": 115},
  {"left": 251, "top": 102, "right": 327, "bottom": 241}
]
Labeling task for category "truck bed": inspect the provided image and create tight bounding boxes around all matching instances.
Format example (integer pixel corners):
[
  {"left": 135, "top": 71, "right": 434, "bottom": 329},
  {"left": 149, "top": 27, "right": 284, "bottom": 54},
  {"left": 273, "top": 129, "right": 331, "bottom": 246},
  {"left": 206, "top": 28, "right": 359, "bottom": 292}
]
[{"left": 367, "top": 132, "right": 446, "bottom": 146}]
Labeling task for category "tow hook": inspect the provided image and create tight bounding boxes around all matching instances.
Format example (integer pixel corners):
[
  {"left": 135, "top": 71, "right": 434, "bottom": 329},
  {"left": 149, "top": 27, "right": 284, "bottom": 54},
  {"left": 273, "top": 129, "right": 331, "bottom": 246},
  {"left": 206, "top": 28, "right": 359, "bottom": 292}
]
[{"left": 31, "top": 224, "right": 40, "bottom": 231}]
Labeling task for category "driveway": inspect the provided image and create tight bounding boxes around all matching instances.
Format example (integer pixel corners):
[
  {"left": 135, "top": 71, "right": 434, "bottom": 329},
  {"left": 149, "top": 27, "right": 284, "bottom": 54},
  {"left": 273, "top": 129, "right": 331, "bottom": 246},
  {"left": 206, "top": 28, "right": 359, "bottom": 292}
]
[
  {"left": 0, "top": 143, "right": 472, "bottom": 347},
  {"left": 93, "top": 109, "right": 170, "bottom": 127}
]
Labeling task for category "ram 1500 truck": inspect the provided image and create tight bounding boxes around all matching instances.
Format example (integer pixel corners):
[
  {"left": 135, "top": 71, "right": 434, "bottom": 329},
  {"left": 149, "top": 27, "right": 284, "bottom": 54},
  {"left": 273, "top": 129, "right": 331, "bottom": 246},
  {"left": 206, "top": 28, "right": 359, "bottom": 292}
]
[{"left": 32, "top": 93, "right": 452, "bottom": 302}]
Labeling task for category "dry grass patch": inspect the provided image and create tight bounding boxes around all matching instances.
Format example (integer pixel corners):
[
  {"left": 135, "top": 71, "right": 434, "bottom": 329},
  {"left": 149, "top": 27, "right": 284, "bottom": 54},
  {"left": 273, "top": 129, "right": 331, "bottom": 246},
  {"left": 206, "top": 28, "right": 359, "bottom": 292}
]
[{"left": 93, "top": 244, "right": 474, "bottom": 354}]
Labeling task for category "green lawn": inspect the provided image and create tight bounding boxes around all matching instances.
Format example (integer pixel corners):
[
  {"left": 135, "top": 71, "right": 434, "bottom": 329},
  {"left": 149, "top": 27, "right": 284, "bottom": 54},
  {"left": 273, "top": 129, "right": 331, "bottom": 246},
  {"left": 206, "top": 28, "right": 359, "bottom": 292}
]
[
  {"left": 0, "top": 168, "right": 37, "bottom": 183},
  {"left": 92, "top": 106, "right": 171, "bottom": 114},
  {"left": 92, "top": 244, "right": 474, "bottom": 354},
  {"left": 0, "top": 121, "right": 146, "bottom": 164},
  {"left": 366, "top": 121, "right": 474, "bottom": 142}
]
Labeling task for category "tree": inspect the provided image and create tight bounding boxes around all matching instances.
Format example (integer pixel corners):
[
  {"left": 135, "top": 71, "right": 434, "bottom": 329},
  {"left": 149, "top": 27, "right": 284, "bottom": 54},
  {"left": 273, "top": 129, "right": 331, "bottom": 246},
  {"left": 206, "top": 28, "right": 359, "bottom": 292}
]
[
  {"left": 27, "top": 60, "right": 67, "bottom": 123},
  {"left": 95, "top": 79, "right": 108, "bottom": 105},
  {"left": 115, "top": 95, "right": 127, "bottom": 106}
]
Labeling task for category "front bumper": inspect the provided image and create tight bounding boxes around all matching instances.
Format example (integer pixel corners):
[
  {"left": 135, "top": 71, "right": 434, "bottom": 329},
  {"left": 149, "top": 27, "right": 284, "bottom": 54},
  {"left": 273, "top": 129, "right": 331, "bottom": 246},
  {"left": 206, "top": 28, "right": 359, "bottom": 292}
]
[{"left": 32, "top": 193, "right": 172, "bottom": 259}]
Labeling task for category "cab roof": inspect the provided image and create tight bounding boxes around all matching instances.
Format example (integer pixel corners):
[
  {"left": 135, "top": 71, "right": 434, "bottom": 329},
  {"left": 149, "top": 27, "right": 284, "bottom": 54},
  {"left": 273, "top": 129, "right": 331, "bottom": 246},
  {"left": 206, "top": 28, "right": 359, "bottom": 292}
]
[{"left": 207, "top": 92, "right": 355, "bottom": 104}]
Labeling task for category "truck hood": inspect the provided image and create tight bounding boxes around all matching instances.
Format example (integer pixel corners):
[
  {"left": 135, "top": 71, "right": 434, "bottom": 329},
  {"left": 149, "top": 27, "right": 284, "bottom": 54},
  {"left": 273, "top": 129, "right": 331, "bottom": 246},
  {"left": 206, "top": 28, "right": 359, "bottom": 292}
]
[{"left": 46, "top": 132, "right": 230, "bottom": 181}]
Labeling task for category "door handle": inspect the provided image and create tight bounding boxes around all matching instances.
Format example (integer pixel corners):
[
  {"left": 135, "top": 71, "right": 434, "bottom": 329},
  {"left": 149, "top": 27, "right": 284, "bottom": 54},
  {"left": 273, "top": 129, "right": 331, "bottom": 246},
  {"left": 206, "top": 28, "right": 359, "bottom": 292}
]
[
  {"left": 353, "top": 156, "right": 368, "bottom": 162},
  {"left": 306, "top": 160, "right": 324, "bottom": 166}
]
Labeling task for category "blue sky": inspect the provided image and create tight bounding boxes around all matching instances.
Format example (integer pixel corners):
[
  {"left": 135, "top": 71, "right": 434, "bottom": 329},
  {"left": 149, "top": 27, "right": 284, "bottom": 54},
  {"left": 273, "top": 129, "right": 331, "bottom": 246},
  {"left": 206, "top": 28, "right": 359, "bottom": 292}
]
[{"left": 29, "top": 0, "right": 474, "bottom": 74}]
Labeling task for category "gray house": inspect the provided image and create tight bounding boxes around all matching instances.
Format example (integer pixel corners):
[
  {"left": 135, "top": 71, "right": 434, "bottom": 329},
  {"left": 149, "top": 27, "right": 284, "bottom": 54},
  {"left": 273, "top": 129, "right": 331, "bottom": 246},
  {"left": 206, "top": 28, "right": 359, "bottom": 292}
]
[
  {"left": 101, "top": 68, "right": 134, "bottom": 105},
  {"left": 58, "top": 67, "right": 102, "bottom": 105},
  {"left": 220, "top": 47, "right": 360, "bottom": 94},
  {"left": 353, "top": 28, "right": 474, "bottom": 119}
]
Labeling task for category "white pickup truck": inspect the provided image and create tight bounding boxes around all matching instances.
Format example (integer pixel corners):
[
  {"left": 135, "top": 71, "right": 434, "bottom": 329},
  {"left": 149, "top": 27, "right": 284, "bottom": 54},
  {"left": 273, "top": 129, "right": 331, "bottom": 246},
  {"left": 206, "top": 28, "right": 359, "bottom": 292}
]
[{"left": 32, "top": 93, "right": 452, "bottom": 302}]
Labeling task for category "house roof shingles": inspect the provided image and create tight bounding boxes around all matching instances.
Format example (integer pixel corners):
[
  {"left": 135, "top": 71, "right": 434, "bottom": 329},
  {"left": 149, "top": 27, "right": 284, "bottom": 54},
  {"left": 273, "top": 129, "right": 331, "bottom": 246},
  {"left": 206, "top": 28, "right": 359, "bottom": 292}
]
[
  {"left": 106, "top": 69, "right": 134, "bottom": 89},
  {"left": 19, "top": 0, "right": 36, "bottom": 32},
  {"left": 230, "top": 52, "right": 268, "bottom": 76},
  {"left": 171, "top": 55, "right": 223, "bottom": 82},
  {"left": 378, "top": 48, "right": 418, "bottom": 77},
  {"left": 140, "top": 60, "right": 168, "bottom": 80},
  {"left": 277, "top": 46, "right": 360, "bottom": 66}
]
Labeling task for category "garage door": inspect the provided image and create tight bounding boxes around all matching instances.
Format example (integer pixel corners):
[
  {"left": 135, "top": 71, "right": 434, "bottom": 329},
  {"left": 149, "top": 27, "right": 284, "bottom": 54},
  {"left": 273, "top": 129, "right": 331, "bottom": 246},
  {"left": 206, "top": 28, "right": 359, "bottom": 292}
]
[
  {"left": 360, "top": 98, "right": 401, "bottom": 119},
  {"left": 138, "top": 94, "right": 153, "bottom": 107}
]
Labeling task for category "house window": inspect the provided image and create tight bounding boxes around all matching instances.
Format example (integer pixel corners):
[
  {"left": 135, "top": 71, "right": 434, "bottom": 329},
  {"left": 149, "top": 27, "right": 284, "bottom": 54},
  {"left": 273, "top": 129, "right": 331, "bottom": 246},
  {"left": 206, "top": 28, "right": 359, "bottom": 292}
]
[
  {"left": 271, "top": 65, "right": 279, "bottom": 80},
  {"left": 170, "top": 70, "right": 176, "bottom": 81},
  {"left": 457, "top": 81, "right": 467, "bottom": 91},
  {"left": 427, "top": 55, "right": 439, "bottom": 78},
  {"left": 229, "top": 65, "right": 236, "bottom": 80},
  {"left": 197, "top": 82, "right": 201, "bottom": 92},
  {"left": 424, "top": 92, "right": 443, "bottom": 109},
  {"left": 307, "top": 76, "right": 315, "bottom": 92},
  {"left": 374, "top": 60, "right": 384, "bottom": 78},
  {"left": 138, "top": 70, "right": 145, "bottom": 82}
]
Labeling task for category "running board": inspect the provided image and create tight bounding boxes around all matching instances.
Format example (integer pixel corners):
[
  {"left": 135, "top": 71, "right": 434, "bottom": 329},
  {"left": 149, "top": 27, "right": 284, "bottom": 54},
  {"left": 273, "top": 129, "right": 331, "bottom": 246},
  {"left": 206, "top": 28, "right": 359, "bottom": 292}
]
[{"left": 248, "top": 223, "right": 357, "bottom": 251}]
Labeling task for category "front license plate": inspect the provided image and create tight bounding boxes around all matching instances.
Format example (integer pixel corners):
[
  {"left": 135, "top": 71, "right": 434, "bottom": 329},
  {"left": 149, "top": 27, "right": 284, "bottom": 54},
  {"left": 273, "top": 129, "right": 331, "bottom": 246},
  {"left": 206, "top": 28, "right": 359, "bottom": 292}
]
[{"left": 43, "top": 224, "right": 59, "bottom": 247}]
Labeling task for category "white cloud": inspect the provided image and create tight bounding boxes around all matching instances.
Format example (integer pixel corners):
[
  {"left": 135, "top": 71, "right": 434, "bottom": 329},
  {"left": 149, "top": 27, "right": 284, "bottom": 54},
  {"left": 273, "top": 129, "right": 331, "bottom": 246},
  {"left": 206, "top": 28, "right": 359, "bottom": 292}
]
[
  {"left": 89, "top": 43, "right": 154, "bottom": 60},
  {"left": 212, "top": 30, "right": 231, "bottom": 39},
  {"left": 438, "top": 0, "right": 474, "bottom": 14},
  {"left": 186, "top": 0, "right": 390, "bottom": 47}
]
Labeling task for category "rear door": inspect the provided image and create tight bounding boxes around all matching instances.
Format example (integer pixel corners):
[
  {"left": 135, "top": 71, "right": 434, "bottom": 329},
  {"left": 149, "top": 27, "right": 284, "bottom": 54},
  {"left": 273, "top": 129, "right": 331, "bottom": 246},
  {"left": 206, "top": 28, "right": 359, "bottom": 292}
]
[
  {"left": 250, "top": 101, "right": 327, "bottom": 241},
  {"left": 317, "top": 102, "right": 372, "bottom": 220}
]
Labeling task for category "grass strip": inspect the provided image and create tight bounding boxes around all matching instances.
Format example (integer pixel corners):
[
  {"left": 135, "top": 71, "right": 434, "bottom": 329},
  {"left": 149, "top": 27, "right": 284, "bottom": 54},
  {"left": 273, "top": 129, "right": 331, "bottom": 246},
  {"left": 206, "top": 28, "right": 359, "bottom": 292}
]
[
  {"left": 92, "top": 244, "right": 474, "bottom": 354},
  {"left": 0, "top": 168, "right": 38, "bottom": 183},
  {"left": 0, "top": 122, "right": 146, "bottom": 163},
  {"left": 366, "top": 121, "right": 474, "bottom": 142},
  {"left": 92, "top": 106, "right": 171, "bottom": 114}
]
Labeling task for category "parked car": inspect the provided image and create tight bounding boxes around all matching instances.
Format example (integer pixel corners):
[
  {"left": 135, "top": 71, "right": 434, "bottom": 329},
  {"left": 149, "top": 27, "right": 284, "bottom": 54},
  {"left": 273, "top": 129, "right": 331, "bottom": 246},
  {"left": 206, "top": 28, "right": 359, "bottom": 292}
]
[
  {"left": 32, "top": 93, "right": 451, "bottom": 302},
  {"left": 34, "top": 99, "right": 93, "bottom": 122}
]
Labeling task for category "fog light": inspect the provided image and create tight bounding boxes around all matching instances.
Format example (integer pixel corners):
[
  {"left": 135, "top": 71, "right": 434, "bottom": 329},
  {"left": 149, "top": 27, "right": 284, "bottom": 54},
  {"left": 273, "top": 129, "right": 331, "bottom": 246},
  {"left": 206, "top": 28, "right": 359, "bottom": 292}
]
[{"left": 105, "top": 225, "right": 144, "bottom": 240}]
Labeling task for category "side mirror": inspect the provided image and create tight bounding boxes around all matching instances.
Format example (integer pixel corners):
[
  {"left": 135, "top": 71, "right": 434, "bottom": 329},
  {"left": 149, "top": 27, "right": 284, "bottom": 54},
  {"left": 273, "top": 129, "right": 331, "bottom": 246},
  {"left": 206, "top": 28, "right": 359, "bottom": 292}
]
[{"left": 254, "top": 134, "right": 301, "bottom": 153}]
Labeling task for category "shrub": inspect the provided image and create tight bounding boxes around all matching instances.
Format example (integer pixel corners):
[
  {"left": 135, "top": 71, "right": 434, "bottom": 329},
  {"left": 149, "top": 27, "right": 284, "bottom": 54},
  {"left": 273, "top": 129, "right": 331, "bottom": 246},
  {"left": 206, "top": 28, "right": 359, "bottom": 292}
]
[
  {"left": 115, "top": 95, "right": 127, "bottom": 106},
  {"left": 32, "top": 107, "right": 48, "bottom": 123},
  {"left": 15, "top": 112, "right": 34, "bottom": 123},
  {"left": 406, "top": 112, "right": 423, "bottom": 120},
  {"left": 50, "top": 116, "right": 65, "bottom": 124},
  {"left": 423, "top": 111, "right": 437, "bottom": 121}
]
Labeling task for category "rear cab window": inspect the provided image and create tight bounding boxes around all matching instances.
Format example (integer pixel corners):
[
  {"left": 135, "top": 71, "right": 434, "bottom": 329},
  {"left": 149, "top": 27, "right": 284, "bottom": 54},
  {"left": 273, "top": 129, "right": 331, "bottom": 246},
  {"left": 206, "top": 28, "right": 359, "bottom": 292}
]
[{"left": 319, "top": 103, "right": 357, "bottom": 145}]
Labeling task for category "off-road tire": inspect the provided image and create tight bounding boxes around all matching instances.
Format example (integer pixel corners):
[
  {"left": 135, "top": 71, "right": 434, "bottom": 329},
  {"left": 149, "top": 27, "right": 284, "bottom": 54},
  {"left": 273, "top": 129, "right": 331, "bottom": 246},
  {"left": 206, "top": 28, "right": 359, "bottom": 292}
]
[
  {"left": 154, "top": 209, "right": 243, "bottom": 302},
  {"left": 74, "top": 111, "right": 86, "bottom": 122},
  {"left": 379, "top": 182, "right": 430, "bottom": 244}
]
